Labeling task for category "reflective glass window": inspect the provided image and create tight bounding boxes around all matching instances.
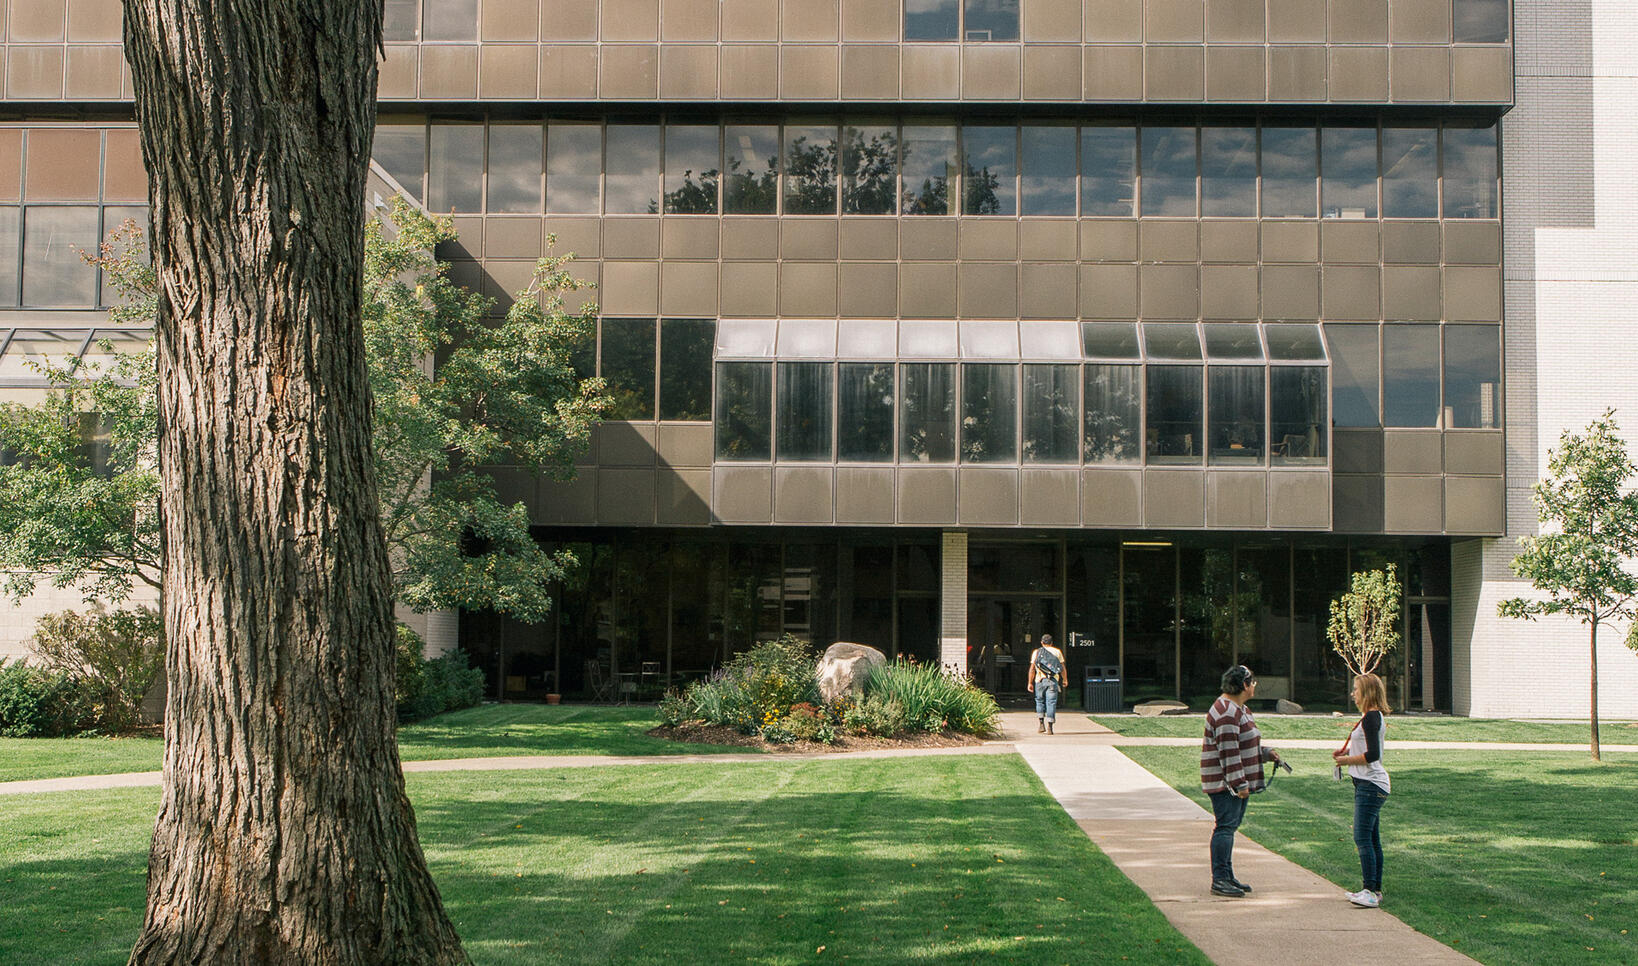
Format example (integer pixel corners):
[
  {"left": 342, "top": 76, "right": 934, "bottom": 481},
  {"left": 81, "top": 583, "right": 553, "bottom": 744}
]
[
  {"left": 785, "top": 124, "right": 839, "bottom": 215},
  {"left": 962, "top": 125, "right": 1016, "bottom": 216},
  {"left": 1381, "top": 127, "right": 1438, "bottom": 219},
  {"left": 1022, "top": 364, "right": 1079, "bottom": 462},
  {"left": 961, "top": 364, "right": 1017, "bottom": 463},
  {"left": 428, "top": 124, "right": 484, "bottom": 212},
  {"left": 1203, "top": 323, "right": 1263, "bottom": 360},
  {"left": 1271, "top": 366, "right": 1328, "bottom": 464},
  {"left": 383, "top": 0, "right": 419, "bottom": 40},
  {"left": 1443, "top": 125, "right": 1499, "bottom": 219},
  {"left": 1144, "top": 323, "right": 1203, "bottom": 361},
  {"left": 900, "top": 363, "right": 956, "bottom": 462},
  {"left": 0, "top": 206, "right": 18, "bottom": 307},
  {"left": 1264, "top": 324, "right": 1326, "bottom": 361},
  {"left": 373, "top": 122, "right": 426, "bottom": 200},
  {"left": 547, "top": 123, "right": 601, "bottom": 214},
  {"left": 715, "top": 362, "right": 773, "bottom": 460},
  {"left": 778, "top": 362, "right": 833, "bottom": 461},
  {"left": 422, "top": 0, "right": 476, "bottom": 40},
  {"left": 1454, "top": 0, "right": 1509, "bottom": 42},
  {"left": 1260, "top": 126, "right": 1317, "bottom": 218},
  {"left": 1140, "top": 126, "right": 1197, "bottom": 217},
  {"left": 1201, "top": 126, "right": 1257, "bottom": 217},
  {"left": 600, "top": 317, "right": 656, "bottom": 419},
  {"left": 486, "top": 124, "right": 543, "bottom": 213},
  {"left": 837, "top": 362, "right": 895, "bottom": 462},
  {"left": 965, "top": 0, "right": 1019, "bottom": 40},
  {"left": 1080, "top": 125, "right": 1136, "bottom": 217},
  {"left": 1084, "top": 364, "right": 1141, "bottom": 464},
  {"left": 659, "top": 319, "right": 715, "bottom": 421},
  {"left": 1208, "top": 366, "right": 1264, "bottom": 465},
  {"left": 664, "top": 124, "right": 720, "bottom": 214},
  {"left": 1326, "top": 324, "right": 1380, "bottom": 428},
  {"left": 1146, "top": 365, "right": 1203, "bottom": 464},
  {"left": 1383, "top": 325, "right": 1441, "bottom": 427},
  {"left": 842, "top": 122, "right": 898, "bottom": 215},
  {"left": 725, "top": 125, "right": 780, "bottom": 215},
  {"left": 1443, "top": 324, "right": 1501, "bottom": 429},
  {"left": 1322, "top": 127, "right": 1378, "bottom": 219},
  {"left": 904, "top": 0, "right": 959, "bottom": 40},
  {"left": 605, "top": 125, "right": 661, "bottom": 214},
  {"left": 22, "top": 206, "right": 97, "bottom": 307},
  {"left": 99, "top": 205, "right": 146, "bottom": 308},
  {"left": 1020, "top": 126, "right": 1076, "bottom": 216},
  {"left": 1082, "top": 322, "right": 1142, "bottom": 360},
  {"left": 901, "top": 125, "right": 958, "bottom": 216}
]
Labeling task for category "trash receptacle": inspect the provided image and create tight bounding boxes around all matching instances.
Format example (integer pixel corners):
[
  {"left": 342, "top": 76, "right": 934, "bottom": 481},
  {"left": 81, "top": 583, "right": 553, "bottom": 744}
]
[{"left": 1083, "top": 666, "right": 1123, "bottom": 713}]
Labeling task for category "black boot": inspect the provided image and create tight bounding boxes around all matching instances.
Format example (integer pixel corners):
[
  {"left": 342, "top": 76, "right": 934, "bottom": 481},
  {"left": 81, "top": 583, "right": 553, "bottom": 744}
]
[
  {"left": 1037, "top": 717, "right": 1046, "bottom": 733},
  {"left": 1047, "top": 721, "right": 1054, "bottom": 735}
]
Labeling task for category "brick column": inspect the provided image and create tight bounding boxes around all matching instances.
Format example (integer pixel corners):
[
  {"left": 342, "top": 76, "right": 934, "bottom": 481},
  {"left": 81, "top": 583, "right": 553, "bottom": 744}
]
[{"left": 939, "top": 530, "right": 968, "bottom": 673}]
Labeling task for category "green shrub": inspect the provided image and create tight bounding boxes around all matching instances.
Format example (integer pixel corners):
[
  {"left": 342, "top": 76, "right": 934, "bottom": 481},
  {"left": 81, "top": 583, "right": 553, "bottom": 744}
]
[
  {"left": 769, "top": 702, "right": 837, "bottom": 744},
  {"left": 394, "top": 625, "right": 430, "bottom": 721},
  {"left": 396, "top": 628, "right": 485, "bottom": 723},
  {"left": 0, "top": 660, "right": 95, "bottom": 737},
  {"left": 865, "top": 660, "right": 1000, "bottom": 737},
  {"left": 29, "top": 606, "right": 164, "bottom": 733},
  {"left": 839, "top": 694, "right": 907, "bottom": 738},
  {"left": 657, "top": 689, "right": 691, "bottom": 728},
  {"left": 668, "top": 635, "right": 821, "bottom": 735}
]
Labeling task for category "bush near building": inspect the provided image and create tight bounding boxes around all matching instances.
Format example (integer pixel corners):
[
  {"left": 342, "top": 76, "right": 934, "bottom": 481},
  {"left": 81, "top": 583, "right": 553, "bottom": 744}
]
[{"left": 394, "top": 626, "right": 485, "bottom": 723}]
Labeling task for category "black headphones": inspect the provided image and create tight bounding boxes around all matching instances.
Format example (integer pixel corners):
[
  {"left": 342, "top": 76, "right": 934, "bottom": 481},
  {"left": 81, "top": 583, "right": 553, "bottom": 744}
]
[{"left": 1220, "top": 665, "right": 1255, "bottom": 694}]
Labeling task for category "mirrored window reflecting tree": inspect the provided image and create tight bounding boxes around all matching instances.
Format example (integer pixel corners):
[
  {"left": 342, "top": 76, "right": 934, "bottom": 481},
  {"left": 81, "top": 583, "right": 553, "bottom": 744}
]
[
  {"left": 838, "top": 362, "right": 895, "bottom": 461},
  {"left": 784, "top": 124, "right": 839, "bottom": 215},
  {"left": 725, "top": 125, "right": 779, "bottom": 214},
  {"left": 660, "top": 319, "right": 715, "bottom": 421},
  {"left": 961, "top": 364, "right": 1017, "bottom": 462},
  {"left": 715, "top": 362, "right": 773, "bottom": 460},
  {"left": 1022, "top": 364, "right": 1079, "bottom": 462},
  {"left": 842, "top": 122, "right": 898, "bottom": 215},
  {"left": 664, "top": 124, "right": 721, "bottom": 215},
  {"left": 900, "top": 362, "right": 956, "bottom": 462},
  {"left": 600, "top": 317, "right": 657, "bottom": 419},
  {"left": 1084, "top": 364, "right": 1141, "bottom": 464},
  {"left": 901, "top": 125, "right": 957, "bottom": 216}
]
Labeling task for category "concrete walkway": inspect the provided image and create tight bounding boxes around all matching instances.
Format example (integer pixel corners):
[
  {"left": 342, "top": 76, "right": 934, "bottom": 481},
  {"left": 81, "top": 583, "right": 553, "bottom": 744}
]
[{"left": 1004, "top": 711, "right": 1477, "bottom": 966}]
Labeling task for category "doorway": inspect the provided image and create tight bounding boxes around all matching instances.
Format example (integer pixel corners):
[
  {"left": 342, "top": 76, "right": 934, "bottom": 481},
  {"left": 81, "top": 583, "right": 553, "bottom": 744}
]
[{"left": 966, "top": 596, "right": 1060, "bottom": 697}]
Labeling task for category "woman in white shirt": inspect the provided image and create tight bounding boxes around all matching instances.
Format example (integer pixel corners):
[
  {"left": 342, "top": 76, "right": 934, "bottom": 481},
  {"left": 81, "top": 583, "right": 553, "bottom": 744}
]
[{"left": 1333, "top": 672, "right": 1391, "bottom": 908}]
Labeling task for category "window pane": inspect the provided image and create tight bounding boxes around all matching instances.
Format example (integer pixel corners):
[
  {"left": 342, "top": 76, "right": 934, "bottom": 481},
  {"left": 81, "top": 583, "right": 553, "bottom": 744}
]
[
  {"left": 1454, "top": 0, "right": 1508, "bottom": 42},
  {"left": 842, "top": 122, "right": 898, "bottom": 215},
  {"left": 965, "top": 0, "right": 1019, "bottom": 41},
  {"left": 1023, "top": 364, "right": 1079, "bottom": 462},
  {"left": 605, "top": 125, "right": 661, "bottom": 214},
  {"left": 1020, "top": 126, "right": 1076, "bottom": 216},
  {"left": 1383, "top": 325, "right": 1441, "bottom": 427},
  {"left": 600, "top": 317, "right": 657, "bottom": 420},
  {"left": 1443, "top": 125, "right": 1498, "bottom": 219},
  {"left": 905, "top": 0, "right": 959, "bottom": 40},
  {"left": 99, "top": 205, "right": 146, "bottom": 308},
  {"left": 1380, "top": 127, "right": 1437, "bottom": 219},
  {"left": 1084, "top": 364, "right": 1141, "bottom": 464},
  {"left": 373, "top": 122, "right": 426, "bottom": 201},
  {"left": 1326, "top": 324, "right": 1379, "bottom": 428},
  {"left": 428, "top": 124, "right": 484, "bottom": 213},
  {"left": 1322, "top": 127, "right": 1378, "bottom": 219},
  {"left": 383, "top": 0, "right": 419, "bottom": 40},
  {"left": 902, "top": 125, "right": 957, "bottom": 216},
  {"left": 0, "top": 206, "right": 18, "bottom": 307},
  {"left": 1144, "top": 322, "right": 1202, "bottom": 361},
  {"left": 665, "top": 124, "right": 720, "bottom": 214},
  {"left": 900, "top": 363, "right": 956, "bottom": 462},
  {"left": 1260, "top": 126, "right": 1317, "bottom": 218},
  {"left": 962, "top": 125, "right": 1016, "bottom": 216},
  {"left": 547, "top": 123, "right": 601, "bottom": 214},
  {"left": 486, "top": 124, "right": 542, "bottom": 213},
  {"left": 724, "top": 124, "right": 779, "bottom": 214},
  {"left": 1203, "top": 323, "right": 1263, "bottom": 360},
  {"left": 660, "top": 319, "right": 715, "bottom": 421},
  {"left": 1208, "top": 366, "right": 1264, "bottom": 465},
  {"left": 784, "top": 124, "right": 838, "bottom": 215},
  {"left": 716, "top": 362, "right": 773, "bottom": 460},
  {"left": 961, "top": 364, "right": 1017, "bottom": 463},
  {"left": 1264, "top": 324, "right": 1326, "bottom": 361},
  {"left": 22, "top": 206, "right": 97, "bottom": 307},
  {"left": 1141, "top": 126, "right": 1197, "bottom": 217},
  {"left": 1201, "top": 126, "right": 1256, "bottom": 217},
  {"left": 778, "top": 362, "right": 833, "bottom": 461},
  {"left": 1082, "top": 322, "right": 1141, "bottom": 359},
  {"left": 1146, "top": 365, "right": 1202, "bottom": 464},
  {"left": 1443, "top": 325, "right": 1501, "bottom": 429},
  {"left": 1271, "top": 366, "right": 1328, "bottom": 464},
  {"left": 422, "top": 0, "right": 475, "bottom": 40},
  {"left": 1080, "top": 125, "right": 1136, "bottom": 217},
  {"left": 838, "top": 363, "right": 895, "bottom": 461}
]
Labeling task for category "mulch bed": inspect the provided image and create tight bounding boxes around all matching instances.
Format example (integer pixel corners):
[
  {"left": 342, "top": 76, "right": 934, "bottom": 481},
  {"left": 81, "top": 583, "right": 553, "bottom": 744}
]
[{"left": 648, "top": 723, "right": 989, "bottom": 754}]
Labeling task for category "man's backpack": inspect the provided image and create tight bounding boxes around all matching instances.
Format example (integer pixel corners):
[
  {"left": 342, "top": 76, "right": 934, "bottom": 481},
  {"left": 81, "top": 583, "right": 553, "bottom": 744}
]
[{"left": 1033, "top": 647, "right": 1063, "bottom": 677}]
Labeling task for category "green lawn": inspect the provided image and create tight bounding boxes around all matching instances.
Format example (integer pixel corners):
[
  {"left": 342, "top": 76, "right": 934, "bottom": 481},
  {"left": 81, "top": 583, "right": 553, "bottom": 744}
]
[
  {"left": 1124, "top": 746, "right": 1638, "bottom": 966},
  {"left": 0, "top": 755, "right": 1207, "bottom": 965},
  {"left": 0, "top": 705, "right": 745, "bottom": 784},
  {"left": 1090, "top": 713, "right": 1637, "bottom": 744}
]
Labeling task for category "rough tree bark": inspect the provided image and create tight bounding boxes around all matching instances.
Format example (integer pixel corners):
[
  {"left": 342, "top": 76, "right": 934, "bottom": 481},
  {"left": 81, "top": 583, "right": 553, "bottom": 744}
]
[{"left": 122, "top": 3, "right": 468, "bottom": 963}]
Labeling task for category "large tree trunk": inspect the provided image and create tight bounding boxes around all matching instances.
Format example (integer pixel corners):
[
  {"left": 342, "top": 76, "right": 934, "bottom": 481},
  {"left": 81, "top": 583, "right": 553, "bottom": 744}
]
[
  {"left": 122, "top": 3, "right": 468, "bottom": 963},
  {"left": 1590, "top": 620, "right": 1601, "bottom": 762}
]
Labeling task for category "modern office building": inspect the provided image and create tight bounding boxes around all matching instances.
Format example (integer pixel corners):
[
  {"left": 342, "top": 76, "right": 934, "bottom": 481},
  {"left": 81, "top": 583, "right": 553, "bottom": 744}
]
[{"left": 0, "top": 0, "right": 1634, "bottom": 717}]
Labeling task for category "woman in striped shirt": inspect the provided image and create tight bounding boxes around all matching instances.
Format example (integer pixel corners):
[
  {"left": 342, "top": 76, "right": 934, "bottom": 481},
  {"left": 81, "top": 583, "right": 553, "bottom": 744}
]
[{"left": 1199, "top": 665, "right": 1281, "bottom": 898}]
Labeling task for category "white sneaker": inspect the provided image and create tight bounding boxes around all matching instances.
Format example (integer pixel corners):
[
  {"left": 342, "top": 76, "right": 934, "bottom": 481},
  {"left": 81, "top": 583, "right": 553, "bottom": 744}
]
[{"left": 1350, "top": 890, "right": 1381, "bottom": 908}]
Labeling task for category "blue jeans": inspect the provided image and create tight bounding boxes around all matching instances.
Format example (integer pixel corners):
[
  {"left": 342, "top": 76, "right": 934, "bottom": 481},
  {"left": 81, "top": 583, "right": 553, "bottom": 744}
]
[
  {"left": 1034, "top": 679, "right": 1060, "bottom": 721},
  {"left": 1352, "top": 778, "right": 1388, "bottom": 892},
  {"left": 1208, "top": 791, "right": 1248, "bottom": 883}
]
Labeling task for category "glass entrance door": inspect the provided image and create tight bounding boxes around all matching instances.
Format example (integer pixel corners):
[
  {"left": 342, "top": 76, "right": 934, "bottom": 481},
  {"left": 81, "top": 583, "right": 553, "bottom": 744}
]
[
  {"left": 966, "top": 596, "right": 1060, "bottom": 697},
  {"left": 1121, "top": 545, "right": 1178, "bottom": 703}
]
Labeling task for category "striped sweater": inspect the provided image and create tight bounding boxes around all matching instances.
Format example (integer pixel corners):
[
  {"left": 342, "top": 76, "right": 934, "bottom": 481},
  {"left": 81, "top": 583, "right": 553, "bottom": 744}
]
[{"left": 1200, "top": 696, "right": 1271, "bottom": 795}]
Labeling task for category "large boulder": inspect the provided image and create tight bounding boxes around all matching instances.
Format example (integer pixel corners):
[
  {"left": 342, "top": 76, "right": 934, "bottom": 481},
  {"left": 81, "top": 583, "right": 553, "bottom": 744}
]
[
  {"left": 817, "top": 642, "right": 888, "bottom": 704},
  {"left": 1134, "top": 699, "right": 1190, "bottom": 717},
  {"left": 1275, "top": 699, "right": 1304, "bottom": 715}
]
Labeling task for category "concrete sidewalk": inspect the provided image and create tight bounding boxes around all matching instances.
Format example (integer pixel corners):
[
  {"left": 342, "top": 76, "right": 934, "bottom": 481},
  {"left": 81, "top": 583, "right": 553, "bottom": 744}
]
[{"left": 1005, "top": 711, "right": 1476, "bottom": 966}]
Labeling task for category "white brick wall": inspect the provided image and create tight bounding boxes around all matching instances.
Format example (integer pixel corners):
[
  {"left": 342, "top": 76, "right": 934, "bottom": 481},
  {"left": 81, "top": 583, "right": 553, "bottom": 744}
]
[
  {"left": 1473, "top": 0, "right": 1638, "bottom": 718},
  {"left": 0, "top": 579, "right": 160, "bottom": 664},
  {"left": 939, "top": 530, "right": 967, "bottom": 673}
]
